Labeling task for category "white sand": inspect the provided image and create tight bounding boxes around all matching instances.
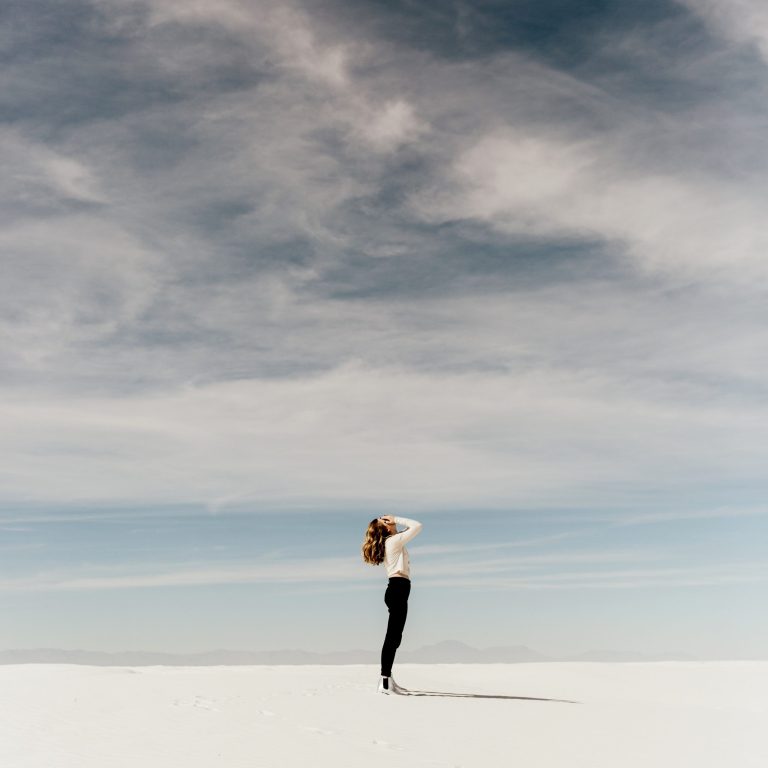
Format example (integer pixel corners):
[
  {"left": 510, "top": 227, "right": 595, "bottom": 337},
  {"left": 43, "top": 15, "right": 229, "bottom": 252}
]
[{"left": 0, "top": 662, "right": 765, "bottom": 767}]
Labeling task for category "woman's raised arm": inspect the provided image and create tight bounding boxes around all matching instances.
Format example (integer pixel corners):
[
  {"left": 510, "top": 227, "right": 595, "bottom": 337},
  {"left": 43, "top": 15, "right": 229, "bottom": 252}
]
[{"left": 391, "top": 516, "right": 423, "bottom": 545}]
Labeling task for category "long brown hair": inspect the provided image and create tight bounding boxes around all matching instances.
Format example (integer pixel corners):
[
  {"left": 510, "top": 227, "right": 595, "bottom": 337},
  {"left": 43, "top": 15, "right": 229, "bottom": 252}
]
[{"left": 361, "top": 518, "right": 389, "bottom": 565}]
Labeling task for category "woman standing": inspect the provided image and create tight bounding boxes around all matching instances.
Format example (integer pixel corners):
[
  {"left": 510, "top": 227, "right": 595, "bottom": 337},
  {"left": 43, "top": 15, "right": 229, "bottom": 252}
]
[{"left": 361, "top": 514, "right": 423, "bottom": 694}]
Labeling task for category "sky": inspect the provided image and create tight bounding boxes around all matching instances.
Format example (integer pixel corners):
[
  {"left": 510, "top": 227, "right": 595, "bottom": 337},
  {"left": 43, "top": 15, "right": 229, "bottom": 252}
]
[{"left": 1, "top": 0, "right": 767, "bottom": 659}]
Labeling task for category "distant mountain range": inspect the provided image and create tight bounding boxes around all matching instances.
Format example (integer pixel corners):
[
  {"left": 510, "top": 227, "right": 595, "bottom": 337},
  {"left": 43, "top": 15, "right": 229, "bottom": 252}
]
[{"left": 0, "top": 640, "right": 699, "bottom": 665}]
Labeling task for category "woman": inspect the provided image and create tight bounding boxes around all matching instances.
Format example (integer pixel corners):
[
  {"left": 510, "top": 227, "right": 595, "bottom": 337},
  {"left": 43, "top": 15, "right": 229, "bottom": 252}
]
[{"left": 361, "top": 514, "right": 423, "bottom": 695}]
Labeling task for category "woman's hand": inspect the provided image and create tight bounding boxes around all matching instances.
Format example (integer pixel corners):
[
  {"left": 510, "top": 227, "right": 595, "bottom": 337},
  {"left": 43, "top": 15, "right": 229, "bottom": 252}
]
[{"left": 379, "top": 515, "right": 395, "bottom": 526}]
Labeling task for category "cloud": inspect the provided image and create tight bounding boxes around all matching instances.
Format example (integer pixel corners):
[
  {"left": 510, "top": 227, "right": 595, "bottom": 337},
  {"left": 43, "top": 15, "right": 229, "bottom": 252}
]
[
  {"left": 678, "top": 0, "right": 768, "bottom": 62},
  {"left": 0, "top": 213, "right": 163, "bottom": 374},
  {"left": 1, "top": 128, "right": 107, "bottom": 209},
  {"left": 0, "top": 358, "right": 764, "bottom": 510},
  {"left": 411, "top": 126, "right": 768, "bottom": 279},
  {"left": 135, "top": 0, "right": 427, "bottom": 151}
]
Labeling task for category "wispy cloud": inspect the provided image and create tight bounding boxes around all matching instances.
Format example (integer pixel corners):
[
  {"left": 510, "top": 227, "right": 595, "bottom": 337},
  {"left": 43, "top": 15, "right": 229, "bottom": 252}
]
[
  {"left": 411, "top": 531, "right": 590, "bottom": 554},
  {"left": 4, "top": 550, "right": 763, "bottom": 593},
  {"left": 419, "top": 561, "right": 768, "bottom": 591},
  {"left": 610, "top": 505, "right": 768, "bottom": 526}
]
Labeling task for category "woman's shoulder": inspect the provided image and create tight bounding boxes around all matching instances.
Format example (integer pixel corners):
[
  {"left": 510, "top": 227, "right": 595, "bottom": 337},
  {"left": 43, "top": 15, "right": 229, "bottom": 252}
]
[{"left": 385, "top": 531, "right": 405, "bottom": 546}]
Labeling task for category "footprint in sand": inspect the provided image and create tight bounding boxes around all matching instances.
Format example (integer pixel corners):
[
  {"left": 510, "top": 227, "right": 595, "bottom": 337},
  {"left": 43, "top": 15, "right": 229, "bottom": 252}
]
[
  {"left": 301, "top": 725, "right": 335, "bottom": 736},
  {"left": 172, "top": 696, "right": 218, "bottom": 711},
  {"left": 193, "top": 696, "right": 219, "bottom": 711}
]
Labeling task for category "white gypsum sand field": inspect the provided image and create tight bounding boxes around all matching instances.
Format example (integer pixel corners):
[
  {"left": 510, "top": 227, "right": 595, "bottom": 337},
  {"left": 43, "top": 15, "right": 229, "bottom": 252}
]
[{"left": 0, "top": 662, "right": 765, "bottom": 768}]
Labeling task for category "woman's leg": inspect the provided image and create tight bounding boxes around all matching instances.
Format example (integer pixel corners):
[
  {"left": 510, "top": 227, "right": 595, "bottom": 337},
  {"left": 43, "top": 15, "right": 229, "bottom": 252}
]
[{"left": 380, "top": 580, "right": 411, "bottom": 677}]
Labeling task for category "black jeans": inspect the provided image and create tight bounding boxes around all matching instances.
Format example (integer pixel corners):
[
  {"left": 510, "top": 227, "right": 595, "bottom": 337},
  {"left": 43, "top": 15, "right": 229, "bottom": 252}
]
[{"left": 380, "top": 576, "right": 411, "bottom": 677}]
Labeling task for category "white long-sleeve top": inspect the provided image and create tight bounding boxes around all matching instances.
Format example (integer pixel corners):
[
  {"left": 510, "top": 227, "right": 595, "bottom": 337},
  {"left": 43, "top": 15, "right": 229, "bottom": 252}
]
[{"left": 383, "top": 516, "right": 423, "bottom": 579}]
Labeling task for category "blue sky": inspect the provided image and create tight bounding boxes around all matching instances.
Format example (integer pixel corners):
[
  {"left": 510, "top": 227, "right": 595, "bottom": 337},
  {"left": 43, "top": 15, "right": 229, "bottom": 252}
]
[{"left": 1, "top": 0, "right": 766, "bottom": 658}]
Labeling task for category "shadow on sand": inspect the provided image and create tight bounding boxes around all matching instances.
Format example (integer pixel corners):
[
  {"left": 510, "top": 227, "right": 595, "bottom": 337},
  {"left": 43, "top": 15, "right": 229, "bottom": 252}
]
[{"left": 398, "top": 688, "right": 579, "bottom": 703}]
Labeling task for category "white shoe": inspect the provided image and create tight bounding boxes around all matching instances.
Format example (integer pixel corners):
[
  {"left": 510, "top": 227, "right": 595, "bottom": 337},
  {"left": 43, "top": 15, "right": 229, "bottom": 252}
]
[{"left": 377, "top": 676, "right": 406, "bottom": 695}]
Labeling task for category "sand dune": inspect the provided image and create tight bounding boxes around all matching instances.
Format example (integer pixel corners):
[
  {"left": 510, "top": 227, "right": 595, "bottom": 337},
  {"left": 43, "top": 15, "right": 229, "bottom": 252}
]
[{"left": 0, "top": 662, "right": 765, "bottom": 767}]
